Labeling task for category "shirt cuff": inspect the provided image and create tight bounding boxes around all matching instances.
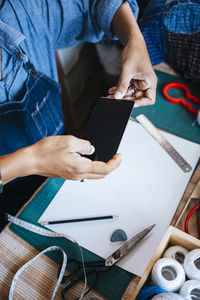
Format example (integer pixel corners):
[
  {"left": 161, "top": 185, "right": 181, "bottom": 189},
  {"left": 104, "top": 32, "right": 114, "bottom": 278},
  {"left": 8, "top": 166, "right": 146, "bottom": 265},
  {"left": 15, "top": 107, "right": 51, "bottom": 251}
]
[{"left": 96, "top": 0, "right": 139, "bottom": 39}]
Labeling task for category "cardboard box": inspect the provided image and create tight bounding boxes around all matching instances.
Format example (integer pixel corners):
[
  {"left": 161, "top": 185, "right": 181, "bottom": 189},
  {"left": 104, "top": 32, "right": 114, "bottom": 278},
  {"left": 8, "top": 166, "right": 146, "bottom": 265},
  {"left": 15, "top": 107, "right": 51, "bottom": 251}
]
[
  {"left": 175, "top": 178, "right": 200, "bottom": 239},
  {"left": 130, "top": 226, "right": 200, "bottom": 299}
]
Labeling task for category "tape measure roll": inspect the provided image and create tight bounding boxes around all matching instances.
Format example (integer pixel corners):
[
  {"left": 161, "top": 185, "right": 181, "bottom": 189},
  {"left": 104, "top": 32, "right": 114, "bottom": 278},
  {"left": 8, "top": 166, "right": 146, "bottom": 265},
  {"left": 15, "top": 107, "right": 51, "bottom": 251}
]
[{"left": 6, "top": 212, "right": 87, "bottom": 300}]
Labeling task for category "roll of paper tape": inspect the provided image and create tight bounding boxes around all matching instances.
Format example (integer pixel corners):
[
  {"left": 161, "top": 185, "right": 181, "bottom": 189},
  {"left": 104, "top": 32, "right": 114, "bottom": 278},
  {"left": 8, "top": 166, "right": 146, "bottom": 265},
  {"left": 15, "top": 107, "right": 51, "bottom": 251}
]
[
  {"left": 151, "top": 258, "right": 185, "bottom": 292},
  {"left": 179, "top": 280, "right": 200, "bottom": 300},
  {"left": 163, "top": 246, "right": 188, "bottom": 265},
  {"left": 151, "top": 293, "right": 185, "bottom": 300},
  {"left": 184, "top": 249, "right": 200, "bottom": 280}
]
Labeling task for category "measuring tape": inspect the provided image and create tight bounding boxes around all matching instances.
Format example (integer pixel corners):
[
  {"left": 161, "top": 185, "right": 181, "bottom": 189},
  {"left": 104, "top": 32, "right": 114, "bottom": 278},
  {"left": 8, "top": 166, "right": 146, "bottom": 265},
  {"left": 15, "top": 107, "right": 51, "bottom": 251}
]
[
  {"left": 6, "top": 212, "right": 87, "bottom": 300},
  {"left": 132, "top": 114, "right": 192, "bottom": 173}
]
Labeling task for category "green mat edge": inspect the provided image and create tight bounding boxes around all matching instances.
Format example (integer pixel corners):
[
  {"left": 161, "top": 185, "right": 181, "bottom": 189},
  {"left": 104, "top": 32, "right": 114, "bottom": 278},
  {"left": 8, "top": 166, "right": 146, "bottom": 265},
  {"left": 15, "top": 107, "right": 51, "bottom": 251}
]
[{"left": 131, "top": 70, "right": 200, "bottom": 145}]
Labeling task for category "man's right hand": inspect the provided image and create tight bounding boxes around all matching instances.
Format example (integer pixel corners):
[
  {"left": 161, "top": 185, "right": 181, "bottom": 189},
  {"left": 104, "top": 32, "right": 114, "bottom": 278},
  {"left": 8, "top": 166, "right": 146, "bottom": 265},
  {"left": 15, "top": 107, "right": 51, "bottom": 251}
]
[
  {"left": 0, "top": 135, "right": 121, "bottom": 184},
  {"left": 31, "top": 135, "right": 121, "bottom": 180}
]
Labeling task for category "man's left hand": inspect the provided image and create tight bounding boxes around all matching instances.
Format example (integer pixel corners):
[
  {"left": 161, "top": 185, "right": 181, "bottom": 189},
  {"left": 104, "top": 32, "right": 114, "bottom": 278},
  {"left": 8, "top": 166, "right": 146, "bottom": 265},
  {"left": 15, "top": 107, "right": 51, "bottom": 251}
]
[{"left": 108, "top": 39, "right": 157, "bottom": 107}]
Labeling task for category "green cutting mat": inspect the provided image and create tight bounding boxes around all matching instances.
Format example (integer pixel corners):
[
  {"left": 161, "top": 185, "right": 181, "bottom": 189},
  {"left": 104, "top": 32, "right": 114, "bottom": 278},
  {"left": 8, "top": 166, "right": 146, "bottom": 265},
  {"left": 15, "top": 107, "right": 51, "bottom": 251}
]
[
  {"left": 132, "top": 70, "right": 200, "bottom": 144},
  {"left": 9, "top": 70, "right": 199, "bottom": 299},
  {"left": 10, "top": 177, "right": 134, "bottom": 300}
]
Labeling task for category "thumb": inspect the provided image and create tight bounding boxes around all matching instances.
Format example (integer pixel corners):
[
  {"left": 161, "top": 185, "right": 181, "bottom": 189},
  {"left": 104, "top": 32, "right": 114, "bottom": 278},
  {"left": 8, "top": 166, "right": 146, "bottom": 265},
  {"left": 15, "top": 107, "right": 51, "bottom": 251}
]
[
  {"left": 69, "top": 137, "right": 95, "bottom": 155},
  {"left": 114, "top": 70, "right": 132, "bottom": 99}
]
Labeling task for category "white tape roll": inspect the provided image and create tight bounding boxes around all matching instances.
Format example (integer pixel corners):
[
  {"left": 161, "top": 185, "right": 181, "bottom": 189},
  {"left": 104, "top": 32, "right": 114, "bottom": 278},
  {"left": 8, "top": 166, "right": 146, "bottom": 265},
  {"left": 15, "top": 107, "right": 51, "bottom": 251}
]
[
  {"left": 151, "top": 293, "right": 185, "bottom": 300},
  {"left": 179, "top": 280, "right": 200, "bottom": 300},
  {"left": 163, "top": 246, "right": 189, "bottom": 265},
  {"left": 151, "top": 258, "right": 185, "bottom": 292},
  {"left": 184, "top": 249, "right": 200, "bottom": 280}
]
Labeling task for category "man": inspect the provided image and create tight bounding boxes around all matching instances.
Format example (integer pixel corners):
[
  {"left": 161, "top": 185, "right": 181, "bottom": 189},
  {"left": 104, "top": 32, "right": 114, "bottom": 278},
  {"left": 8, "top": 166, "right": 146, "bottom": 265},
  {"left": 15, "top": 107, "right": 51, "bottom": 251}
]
[{"left": 0, "top": 0, "right": 157, "bottom": 227}]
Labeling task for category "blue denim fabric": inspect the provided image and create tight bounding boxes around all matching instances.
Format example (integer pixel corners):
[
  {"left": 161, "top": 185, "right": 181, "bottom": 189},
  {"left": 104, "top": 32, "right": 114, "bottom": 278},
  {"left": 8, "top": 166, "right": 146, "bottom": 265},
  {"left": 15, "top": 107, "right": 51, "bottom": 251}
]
[
  {"left": 0, "top": 0, "right": 139, "bottom": 228},
  {"left": 0, "top": 0, "right": 139, "bottom": 103},
  {"left": 139, "top": 0, "right": 200, "bottom": 66},
  {"left": 164, "top": 2, "right": 200, "bottom": 34},
  {"left": 138, "top": 0, "right": 166, "bottom": 65},
  {"left": 0, "top": 58, "right": 64, "bottom": 155},
  {"left": 139, "top": 11, "right": 167, "bottom": 65},
  {"left": 139, "top": 0, "right": 165, "bottom": 24},
  {"left": 0, "top": 22, "right": 64, "bottom": 222}
]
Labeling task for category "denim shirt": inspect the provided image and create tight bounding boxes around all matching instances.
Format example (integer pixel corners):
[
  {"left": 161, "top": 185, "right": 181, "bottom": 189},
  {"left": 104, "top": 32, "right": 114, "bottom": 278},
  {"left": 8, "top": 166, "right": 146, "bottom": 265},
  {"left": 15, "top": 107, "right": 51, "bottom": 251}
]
[{"left": 0, "top": 0, "right": 139, "bottom": 103}]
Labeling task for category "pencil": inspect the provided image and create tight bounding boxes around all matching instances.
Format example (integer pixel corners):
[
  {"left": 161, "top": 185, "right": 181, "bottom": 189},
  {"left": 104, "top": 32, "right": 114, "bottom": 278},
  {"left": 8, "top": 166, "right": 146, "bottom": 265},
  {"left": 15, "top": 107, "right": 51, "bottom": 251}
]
[{"left": 39, "top": 215, "right": 118, "bottom": 225}]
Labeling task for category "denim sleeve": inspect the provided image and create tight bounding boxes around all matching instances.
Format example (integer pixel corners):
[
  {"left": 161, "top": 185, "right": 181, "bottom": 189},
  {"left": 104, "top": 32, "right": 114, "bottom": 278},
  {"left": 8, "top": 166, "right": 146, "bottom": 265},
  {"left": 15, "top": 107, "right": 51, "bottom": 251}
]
[{"left": 43, "top": 0, "right": 139, "bottom": 49}]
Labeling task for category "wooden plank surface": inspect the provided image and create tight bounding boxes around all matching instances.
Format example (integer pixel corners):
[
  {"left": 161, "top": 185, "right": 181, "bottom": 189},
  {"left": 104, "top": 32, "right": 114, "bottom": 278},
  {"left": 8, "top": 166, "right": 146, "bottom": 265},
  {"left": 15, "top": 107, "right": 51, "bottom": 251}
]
[{"left": 0, "top": 227, "right": 105, "bottom": 300}]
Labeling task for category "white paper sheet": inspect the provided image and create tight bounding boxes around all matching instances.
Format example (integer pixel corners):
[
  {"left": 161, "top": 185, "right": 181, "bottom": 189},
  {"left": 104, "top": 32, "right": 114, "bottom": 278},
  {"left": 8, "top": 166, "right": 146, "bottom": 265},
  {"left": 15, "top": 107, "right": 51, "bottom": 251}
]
[{"left": 39, "top": 120, "right": 200, "bottom": 276}]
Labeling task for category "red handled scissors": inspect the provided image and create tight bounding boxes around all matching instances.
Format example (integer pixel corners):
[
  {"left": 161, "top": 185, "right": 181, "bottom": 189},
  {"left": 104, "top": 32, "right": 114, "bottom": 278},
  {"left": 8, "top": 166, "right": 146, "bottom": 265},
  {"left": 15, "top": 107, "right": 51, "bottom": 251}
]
[
  {"left": 163, "top": 82, "right": 200, "bottom": 115},
  {"left": 184, "top": 198, "right": 200, "bottom": 239}
]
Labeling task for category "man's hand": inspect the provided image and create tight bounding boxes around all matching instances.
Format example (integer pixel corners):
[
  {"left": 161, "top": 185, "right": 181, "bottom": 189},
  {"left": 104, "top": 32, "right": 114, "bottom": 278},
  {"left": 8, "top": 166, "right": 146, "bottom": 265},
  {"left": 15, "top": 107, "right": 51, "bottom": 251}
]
[
  {"left": 108, "top": 39, "right": 157, "bottom": 107},
  {"left": 110, "top": 2, "right": 157, "bottom": 107},
  {"left": 30, "top": 135, "right": 121, "bottom": 180},
  {"left": 0, "top": 135, "right": 121, "bottom": 184}
]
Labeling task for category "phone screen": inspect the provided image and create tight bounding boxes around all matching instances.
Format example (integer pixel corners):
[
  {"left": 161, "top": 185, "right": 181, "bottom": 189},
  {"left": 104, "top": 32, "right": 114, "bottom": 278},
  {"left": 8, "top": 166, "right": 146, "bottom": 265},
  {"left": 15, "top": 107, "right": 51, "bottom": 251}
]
[{"left": 82, "top": 97, "right": 134, "bottom": 162}]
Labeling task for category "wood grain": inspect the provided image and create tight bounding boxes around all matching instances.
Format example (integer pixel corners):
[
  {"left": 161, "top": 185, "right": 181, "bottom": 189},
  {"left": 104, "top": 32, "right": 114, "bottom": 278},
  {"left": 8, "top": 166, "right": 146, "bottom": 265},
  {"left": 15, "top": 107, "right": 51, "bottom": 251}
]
[{"left": 0, "top": 227, "right": 105, "bottom": 300}]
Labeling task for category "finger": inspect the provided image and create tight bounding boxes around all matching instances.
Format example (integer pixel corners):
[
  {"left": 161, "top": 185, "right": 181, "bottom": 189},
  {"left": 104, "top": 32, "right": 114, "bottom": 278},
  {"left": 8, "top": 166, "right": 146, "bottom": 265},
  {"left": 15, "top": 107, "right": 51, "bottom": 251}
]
[
  {"left": 145, "top": 85, "right": 157, "bottom": 105},
  {"left": 114, "top": 70, "right": 132, "bottom": 99},
  {"left": 134, "top": 90, "right": 144, "bottom": 98},
  {"left": 85, "top": 153, "right": 122, "bottom": 175},
  {"left": 123, "top": 91, "right": 143, "bottom": 101},
  {"left": 108, "top": 88, "right": 135, "bottom": 98},
  {"left": 73, "top": 173, "right": 106, "bottom": 180},
  {"left": 69, "top": 153, "right": 121, "bottom": 176},
  {"left": 107, "top": 94, "right": 132, "bottom": 99},
  {"left": 65, "top": 172, "right": 106, "bottom": 180},
  {"left": 106, "top": 94, "right": 115, "bottom": 99},
  {"left": 124, "top": 90, "right": 147, "bottom": 99},
  {"left": 126, "top": 85, "right": 138, "bottom": 96},
  {"left": 131, "top": 84, "right": 156, "bottom": 106},
  {"left": 108, "top": 86, "right": 117, "bottom": 94},
  {"left": 134, "top": 96, "right": 153, "bottom": 108},
  {"left": 67, "top": 136, "right": 95, "bottom": 155},
  {"left": 132, "top": 79, "right": 151, "bottom": 90},
  {"left": 123, "top": 92, "right": 154, "bottom": 107},
  {"left": 108, "top": 85, "right": 137, "bottom": 98},
  {"left": 125, "top": 88, "right": 133, "bottom": 97}
]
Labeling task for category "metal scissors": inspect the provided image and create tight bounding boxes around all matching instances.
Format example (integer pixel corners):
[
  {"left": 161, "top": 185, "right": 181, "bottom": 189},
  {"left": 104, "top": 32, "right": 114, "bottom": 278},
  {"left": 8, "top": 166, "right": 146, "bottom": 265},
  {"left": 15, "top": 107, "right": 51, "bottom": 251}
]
[
  {"left": 59, "top": 224, "right": 155, "bottom": 299},
  {"left": 163, "top": 82, "right": 200, "bottom": 115},
  {"left": 184, "top": 198, "right": 200, "bottom": 239}
]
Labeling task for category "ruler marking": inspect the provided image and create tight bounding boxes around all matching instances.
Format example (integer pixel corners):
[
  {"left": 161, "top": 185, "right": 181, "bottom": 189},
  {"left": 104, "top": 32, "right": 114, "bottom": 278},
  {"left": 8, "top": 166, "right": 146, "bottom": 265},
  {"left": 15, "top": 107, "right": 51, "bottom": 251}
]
[{"left": 134, "top": 114, "right": 192, "bottom": 173}]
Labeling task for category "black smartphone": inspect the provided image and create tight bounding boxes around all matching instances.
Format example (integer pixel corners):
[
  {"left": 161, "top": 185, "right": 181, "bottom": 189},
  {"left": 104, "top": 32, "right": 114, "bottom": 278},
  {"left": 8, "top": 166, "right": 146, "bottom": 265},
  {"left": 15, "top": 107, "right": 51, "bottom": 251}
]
[{"left": 82, "top": 97, "right": 134, "bottom": 162}]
